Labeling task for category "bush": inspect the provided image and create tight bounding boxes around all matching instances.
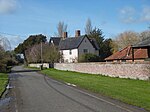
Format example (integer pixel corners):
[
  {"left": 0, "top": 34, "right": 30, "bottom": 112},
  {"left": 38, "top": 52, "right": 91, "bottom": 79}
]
[
  {"left": 0, "top": 63, "right": 7, "bottom": 73},
  {"left": 0, "top": 49, "right": 17, "bottom": 73},
  {"left": 79, "top": 53, "right": 100, "bottom": 62}
]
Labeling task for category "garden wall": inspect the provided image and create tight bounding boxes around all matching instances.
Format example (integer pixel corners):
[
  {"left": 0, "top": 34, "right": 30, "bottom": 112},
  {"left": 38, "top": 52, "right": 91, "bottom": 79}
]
[
  {"left": 54, "top": 62, "right": 150, "bottom": 80},
  {"left": 29, "top": 63, "right": 50, "bottom": 68}
]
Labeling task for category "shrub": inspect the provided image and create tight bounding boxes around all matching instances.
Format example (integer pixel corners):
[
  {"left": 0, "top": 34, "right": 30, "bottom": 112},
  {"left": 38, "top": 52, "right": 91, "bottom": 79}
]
[
  {"left": 79, "top": 53, "right": 100, "bottom": 62},
  {"left": 0, "top": 63, "right": 7, "bottom": 73}
]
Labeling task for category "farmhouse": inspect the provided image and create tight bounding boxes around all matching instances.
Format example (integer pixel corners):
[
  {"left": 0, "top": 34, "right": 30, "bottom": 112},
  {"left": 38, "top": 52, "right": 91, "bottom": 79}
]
[
  {"left": 50, "top": 30, "right": 100, "bottom": 63},
  {"left": 132, "top": 37, "right": 150, "bottom": 61}
]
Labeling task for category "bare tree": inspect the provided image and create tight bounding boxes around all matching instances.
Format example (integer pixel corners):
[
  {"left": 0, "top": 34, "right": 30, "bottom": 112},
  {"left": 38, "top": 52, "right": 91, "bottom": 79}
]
[
  {"left": 0, "top": 45, "right": 5, "bottom": 61},
  {"left": 25, "top": 43, "right": 60, "bottom": 64},
  {"left": 25, "top": 44, "right": 41, "bottom": 63},
  {"left": 43, "top": 44, "right": 60, "bottom": 63},
  {"left": 56, "top": 21, "right": 67, "bottom": 37},
  {"left": 85, "top": 18, "right": 93, "bottom": 35},
  {"left": 0, "top": 44, "right": 4, "bottom": 51},
  {"left": 140, "top": 30, "right": 150, "bottom": 41},
  {"left": 113, "top": 31, "right": 140, "bottom": 50},
  {"left": 0, "top": 35, "right": 11, "bottom": 51}
]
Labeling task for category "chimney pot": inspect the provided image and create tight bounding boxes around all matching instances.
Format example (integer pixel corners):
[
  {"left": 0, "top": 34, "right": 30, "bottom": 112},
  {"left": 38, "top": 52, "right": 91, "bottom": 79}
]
[
  {"left": 75, "top": 30, "right": 80, "bottom": 37},
  {"left": 62, "top": 32, "right": 68, "bottom": 39}
]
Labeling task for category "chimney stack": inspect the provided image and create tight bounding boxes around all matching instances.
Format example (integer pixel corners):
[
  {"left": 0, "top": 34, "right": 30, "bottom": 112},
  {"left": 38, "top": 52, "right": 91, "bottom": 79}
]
[
  {"left": 75, "top": 30, "right": 80, "bottom": 37},
  {"left": 62, "top": 32, "right": 68, "bottom": 39}
]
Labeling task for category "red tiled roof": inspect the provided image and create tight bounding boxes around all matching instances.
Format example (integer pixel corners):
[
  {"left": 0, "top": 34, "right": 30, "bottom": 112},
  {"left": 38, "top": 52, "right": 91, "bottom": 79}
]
[
  {"left": 125, "top": 48, "right": 148, "bottom": 59},
  {"left": 105, "top": 45, "right": 148, "bottom": 61}
]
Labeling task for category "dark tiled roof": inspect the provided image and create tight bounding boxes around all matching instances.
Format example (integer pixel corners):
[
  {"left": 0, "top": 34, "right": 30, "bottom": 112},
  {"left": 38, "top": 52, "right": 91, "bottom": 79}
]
[
  {"left": 49, "top": 37, "right": 61, "bottom": 46},
  {"left": 50, "top": 36, "right": 100, "bottom": 50},
  {"left": 59, "top": 36, "right": 85, "bottom": 50},
  {"left": 133, "top": 37, "right": 150, "bottom": 48},
  {"left": 105, "top": 45, "right": 148, "bottom": 61},
  {"left": 89, "top": 38, "right": 100, "bottom": 50}
]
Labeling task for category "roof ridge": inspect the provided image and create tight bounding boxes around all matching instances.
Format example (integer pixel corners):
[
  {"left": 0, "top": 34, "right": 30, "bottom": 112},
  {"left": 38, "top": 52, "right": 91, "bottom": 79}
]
[
  {"left": 119, "top": 45, "right": 131, "bottom": 52},
  {"left": 126, "top": 46, "right": 132, "bottom": 56}
]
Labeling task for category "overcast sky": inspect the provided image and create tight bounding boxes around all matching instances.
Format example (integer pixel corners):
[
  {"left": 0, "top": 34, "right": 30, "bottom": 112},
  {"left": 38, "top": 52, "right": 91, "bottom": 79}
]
[{"left": 0, "top": 0, "right": 150, "bottom": 49}]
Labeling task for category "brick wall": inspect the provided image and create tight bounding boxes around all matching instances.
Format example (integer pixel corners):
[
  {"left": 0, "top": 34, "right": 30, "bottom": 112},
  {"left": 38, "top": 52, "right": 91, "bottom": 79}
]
[{"left": 54, "top": 62, "right": 150, "bottom": 80}]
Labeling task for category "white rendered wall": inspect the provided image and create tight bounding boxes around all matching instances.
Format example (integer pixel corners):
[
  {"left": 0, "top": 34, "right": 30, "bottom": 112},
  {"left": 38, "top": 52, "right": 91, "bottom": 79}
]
[{"left": 61, "top": 49, "right": 78, "bottom": 63}]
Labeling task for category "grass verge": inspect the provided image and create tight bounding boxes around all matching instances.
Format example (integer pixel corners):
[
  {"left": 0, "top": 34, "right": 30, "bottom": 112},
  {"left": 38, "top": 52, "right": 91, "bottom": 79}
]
[
  {"left": 41, "top": 68, "right": 150, "bottom": 111},
  {"left": 0, "top": 73, "right": 8, "bottom": 97}
]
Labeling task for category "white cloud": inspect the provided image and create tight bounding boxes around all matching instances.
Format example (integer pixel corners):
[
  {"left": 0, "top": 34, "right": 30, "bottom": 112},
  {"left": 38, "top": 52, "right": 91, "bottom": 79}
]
[
  {"left": 120, "top": 7, "right": 135, "bottom": 15},
  {"left": 120, "top": 7, "right": 137, "bottom": 23},
  {"left": 140, "top": 6, "right": 150, "bottom": 22},
  {"left": 0, "top": 0, "right": 18, "bottom": 14},
  {"left": 120, "top": 6, "right": 150, "bottom": 24}
]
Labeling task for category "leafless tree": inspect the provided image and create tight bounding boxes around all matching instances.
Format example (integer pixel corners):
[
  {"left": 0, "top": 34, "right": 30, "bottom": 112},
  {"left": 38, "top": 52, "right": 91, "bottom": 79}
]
[
  {"left": 43, "top": 44, "right": 60, "bottom": 63},
  {"left": 113, "top": 31, "right": 140, "bottom": 51},
  {"left": 0, "top": 45, "right": 5, "bottom": 61},
  {"left": 56, "top": 21, "right": 67, "bottom": 37},
  {"left": 140, "top": 30, "right": 150, "bottom": 41},
  {"left": 25, "top": 43, "right": 60, "bottom": 63},
  {"left": 85, "top": 18, "right": 93, "bottom": 35},
  {"left": 0, "top": 35, "right": 11, "bottom": 51},
  {"left": 0, "top": 44, "right": 4, "bottom": 51},
  {"left": 25, "top": 44, "right": 41, "bottom": 63}
]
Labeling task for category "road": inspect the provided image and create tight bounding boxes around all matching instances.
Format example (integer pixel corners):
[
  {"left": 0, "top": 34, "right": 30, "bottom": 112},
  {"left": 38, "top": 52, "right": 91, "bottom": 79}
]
[{"left": 0, "top": 66, "right": 147, "bottom": 112}]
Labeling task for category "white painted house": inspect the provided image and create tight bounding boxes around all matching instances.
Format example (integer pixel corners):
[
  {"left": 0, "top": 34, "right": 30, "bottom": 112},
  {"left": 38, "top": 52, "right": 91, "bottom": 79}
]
[{"left": 50, "top": 30, "right": 100, "bottom": 63}]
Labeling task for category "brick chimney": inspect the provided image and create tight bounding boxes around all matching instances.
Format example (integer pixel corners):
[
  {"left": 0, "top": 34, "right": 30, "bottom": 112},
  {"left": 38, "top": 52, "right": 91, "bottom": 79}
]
[
  {"left": 62, "top": 32, "right": 68, "bottom": 39},
  {"left": 75, "top": 30, "right": 80, "bottom": 37}
]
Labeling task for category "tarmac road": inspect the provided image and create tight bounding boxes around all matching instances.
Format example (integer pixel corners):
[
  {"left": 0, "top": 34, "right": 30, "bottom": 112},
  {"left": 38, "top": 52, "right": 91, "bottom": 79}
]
[{"left": 1, "top": 66, "right": 147, "bottom": 112}]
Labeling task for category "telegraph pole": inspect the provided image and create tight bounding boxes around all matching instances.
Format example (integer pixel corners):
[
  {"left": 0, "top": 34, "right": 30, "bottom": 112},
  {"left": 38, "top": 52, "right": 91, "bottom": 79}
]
[{"left": 41, "top": 40, "right": 43, "bottom": 70}]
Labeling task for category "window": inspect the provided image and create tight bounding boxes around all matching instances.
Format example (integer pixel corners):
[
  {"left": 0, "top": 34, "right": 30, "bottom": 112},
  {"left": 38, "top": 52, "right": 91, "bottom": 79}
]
[
  {"left": 83, "top": 49, "right": 88, "bottom": 53},
  {"left": 69, "top": 50, "right": 72, "bottom": 55}
]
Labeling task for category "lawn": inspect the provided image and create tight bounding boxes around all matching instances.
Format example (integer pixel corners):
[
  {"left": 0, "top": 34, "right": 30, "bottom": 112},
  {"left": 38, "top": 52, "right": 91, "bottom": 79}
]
[
  {"left": 0, "top": 73, "right": 8, "bottom": 97},
  {"left": 41, "top": 68, "right": 150, "bottom": 111}
]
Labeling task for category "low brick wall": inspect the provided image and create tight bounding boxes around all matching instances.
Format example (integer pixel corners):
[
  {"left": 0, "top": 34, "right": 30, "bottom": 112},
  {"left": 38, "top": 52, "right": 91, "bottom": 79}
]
[
  {"left": 54, "top": 62, "right": 150, "bottom": 80},
  {"left": 29, "top": 63, "right": 50, "bottom": 68}
]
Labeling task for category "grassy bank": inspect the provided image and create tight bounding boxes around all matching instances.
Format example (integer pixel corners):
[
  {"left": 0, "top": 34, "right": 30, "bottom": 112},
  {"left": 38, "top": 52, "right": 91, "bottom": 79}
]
[
  {"left": 0, "top": 73, "right": 8, "bottom": 97},
  {"left": 41, "top": 68, "right": 150, "bottom": 111}
]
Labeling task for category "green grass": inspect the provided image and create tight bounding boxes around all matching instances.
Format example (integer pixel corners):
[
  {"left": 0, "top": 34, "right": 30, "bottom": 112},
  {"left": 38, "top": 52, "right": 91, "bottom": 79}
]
[
  {"left": 0, "top": 73, "right": 8, "bottom": 97},
  {"left": 41, "top": 68, "right": 150, "bottom": 111}
]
